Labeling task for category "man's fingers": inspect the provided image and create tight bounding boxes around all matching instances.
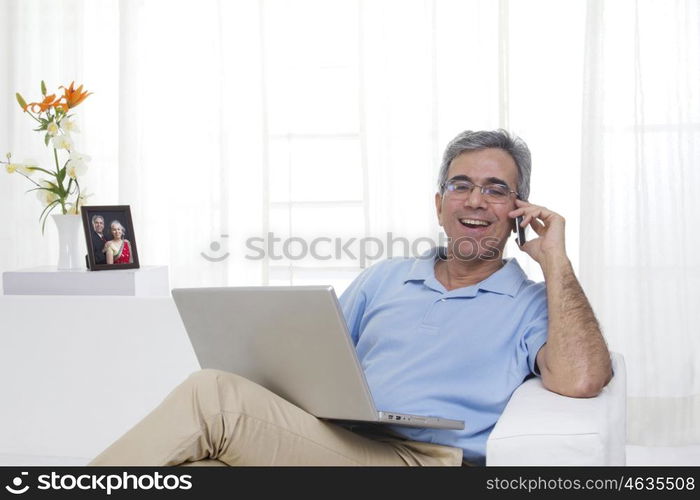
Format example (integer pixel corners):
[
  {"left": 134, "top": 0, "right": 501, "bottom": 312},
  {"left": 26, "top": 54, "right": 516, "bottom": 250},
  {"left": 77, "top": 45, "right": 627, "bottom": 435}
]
[
  {"left": 510, "top": 203, "right": 554, "bottom": 219},
  {"left": 515, "top": 207, "right": 560, "bottom": 224},
  {"left": 522, "top": 214, "right": 543, "bottom": 230},
  {"left": 522, "top": 210, "right": 545, "bottom": 227},
  {"left": 529, "top": 218, "right": 546, "bottom": 235}
]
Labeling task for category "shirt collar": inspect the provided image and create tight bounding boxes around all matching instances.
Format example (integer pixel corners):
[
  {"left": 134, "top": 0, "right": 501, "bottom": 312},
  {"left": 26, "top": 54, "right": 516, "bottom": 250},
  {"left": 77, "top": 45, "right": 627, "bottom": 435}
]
[{"left": 404, "top": 247, "right": 528, "bottom": 298}]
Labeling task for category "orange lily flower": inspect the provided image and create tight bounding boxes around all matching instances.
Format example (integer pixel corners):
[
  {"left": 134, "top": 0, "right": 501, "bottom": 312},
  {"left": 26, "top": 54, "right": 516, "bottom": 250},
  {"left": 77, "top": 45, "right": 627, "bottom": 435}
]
[
  {"left": 25, "top": 94, "right": 60, "bottom": 113},
  {"left": 59, "top": 81, "right": 92, "bottom": 109}
]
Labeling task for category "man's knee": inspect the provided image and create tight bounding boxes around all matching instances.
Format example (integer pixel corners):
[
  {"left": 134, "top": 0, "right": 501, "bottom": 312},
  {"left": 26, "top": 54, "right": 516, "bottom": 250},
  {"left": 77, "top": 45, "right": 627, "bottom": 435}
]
[
  {"left": 183, "top": 368, "right": 244, "bottom": 388},
  {"left": 174, "top": 369, "right": 275, "bottom": 419},
  {"left": 179, "top": 369, "right": 257, "bottom": 399},
  {"left": 168, "top": 370, "right": 248, "bottom": 412}
]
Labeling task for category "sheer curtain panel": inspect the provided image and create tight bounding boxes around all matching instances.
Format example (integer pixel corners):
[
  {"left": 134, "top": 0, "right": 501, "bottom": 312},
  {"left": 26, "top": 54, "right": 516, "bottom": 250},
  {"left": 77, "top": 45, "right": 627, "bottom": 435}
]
[{"left": 581, "top": 0, "right": 700, "bottom": 445}]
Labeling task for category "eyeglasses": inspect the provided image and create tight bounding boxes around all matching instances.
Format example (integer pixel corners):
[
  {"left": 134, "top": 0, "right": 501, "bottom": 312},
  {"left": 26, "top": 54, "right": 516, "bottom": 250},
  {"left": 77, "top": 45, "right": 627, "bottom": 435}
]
[{"left": 441, "top": 178, "right": 518, "bottom": 204}]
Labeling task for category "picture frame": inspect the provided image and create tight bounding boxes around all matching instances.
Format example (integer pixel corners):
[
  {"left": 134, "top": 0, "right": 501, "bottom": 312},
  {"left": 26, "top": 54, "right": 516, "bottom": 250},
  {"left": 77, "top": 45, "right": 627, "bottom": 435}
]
[{"left": 81, "top": 205, "right": 140, "bottom": 271}]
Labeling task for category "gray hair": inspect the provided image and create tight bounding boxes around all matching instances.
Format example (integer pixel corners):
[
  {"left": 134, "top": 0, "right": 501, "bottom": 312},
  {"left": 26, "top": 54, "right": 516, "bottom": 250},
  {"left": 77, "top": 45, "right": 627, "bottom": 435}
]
[
  {"left": 110, "top": 220, "right": 126, "bottom": 238},
  {"left": 91, "top": 214, "right": 104, "bottom": 225},
  {"left": 437, "top": 129, "right": 532, "bottom": 201}
]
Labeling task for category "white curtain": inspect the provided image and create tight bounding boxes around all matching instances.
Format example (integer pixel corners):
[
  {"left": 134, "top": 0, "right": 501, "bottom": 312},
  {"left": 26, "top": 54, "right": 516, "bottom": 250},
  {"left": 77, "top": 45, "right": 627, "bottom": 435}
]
[
  {"left": 1, "top": 0, "right": 584, "bottom": 289},
  {"left": 581, "top": 0, "right": 700, "bottom": 445},
  {"left": 1, "top": 0, "right": 696, "bottom": 446}
]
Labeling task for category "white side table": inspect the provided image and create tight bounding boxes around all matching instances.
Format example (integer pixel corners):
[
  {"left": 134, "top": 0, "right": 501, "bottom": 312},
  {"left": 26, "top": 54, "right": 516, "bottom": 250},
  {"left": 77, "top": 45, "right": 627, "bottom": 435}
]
[
  {"left": 2, "top": 265, "right": 170, "bottom": 296},
  {"left": 0, "top": 295, "right": 199, "bottom": 464}
]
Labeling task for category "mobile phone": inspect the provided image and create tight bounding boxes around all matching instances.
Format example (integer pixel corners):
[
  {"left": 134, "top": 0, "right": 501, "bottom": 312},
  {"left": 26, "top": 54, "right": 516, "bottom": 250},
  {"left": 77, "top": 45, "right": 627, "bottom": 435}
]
[{"left": 514, "top": 216, "right": 526, "bottom": 246}]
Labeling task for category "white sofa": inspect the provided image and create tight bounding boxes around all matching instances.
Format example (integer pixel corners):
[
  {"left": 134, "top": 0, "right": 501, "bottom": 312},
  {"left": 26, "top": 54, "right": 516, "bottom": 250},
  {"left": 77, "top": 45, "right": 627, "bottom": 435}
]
[
  {"left": 486, "top": 352, "right": 626, "bottom": 465},
  {"left": 0, "top": 295, "right": 626, "bottom": 465}
]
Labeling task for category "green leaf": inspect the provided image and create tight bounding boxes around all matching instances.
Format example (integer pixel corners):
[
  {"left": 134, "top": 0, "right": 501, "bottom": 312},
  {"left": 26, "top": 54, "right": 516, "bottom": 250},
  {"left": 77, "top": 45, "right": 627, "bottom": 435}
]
[
  {"left": 39, "top": 200, "right": 61, "bottom": 235},
  {"left": 41, "top": 80, "right": 47, "bottom": 96},
  {"left": 27, "top": 185, "right": 61, "bottom": 196},
  {"left": 25, "top": 165, "right": 53, "bottom": 176},
  {"left": 57, "top": 166, "right": 66, "bottom": 186},
  {"left": 29, "top": 181, "right": 60, "bottom": 194},
  {"left": 57, "top": 178, "right": 68, "bottom": 197},
  {"left": 44, "top": 133, "right": 51, "bottom": 146},
  {"left": 39, "top": 197, "right": 60, "bottom": 220},
  {"left": 16, "top": 93, "right": 27, "bottom": 110}
]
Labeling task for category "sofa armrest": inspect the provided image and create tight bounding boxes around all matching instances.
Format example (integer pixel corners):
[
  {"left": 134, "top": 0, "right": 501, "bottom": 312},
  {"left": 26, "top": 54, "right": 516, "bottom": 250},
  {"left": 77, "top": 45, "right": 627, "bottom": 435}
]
[{"left": 486, "top": 352, "right": 626, "bottom": 465}]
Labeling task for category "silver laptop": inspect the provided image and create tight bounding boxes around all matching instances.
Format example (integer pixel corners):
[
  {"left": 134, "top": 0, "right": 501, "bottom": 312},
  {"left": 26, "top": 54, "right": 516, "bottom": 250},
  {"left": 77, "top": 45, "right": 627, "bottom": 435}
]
[{"left": 171, "top": 285, "right": 464, "bottom": 430}]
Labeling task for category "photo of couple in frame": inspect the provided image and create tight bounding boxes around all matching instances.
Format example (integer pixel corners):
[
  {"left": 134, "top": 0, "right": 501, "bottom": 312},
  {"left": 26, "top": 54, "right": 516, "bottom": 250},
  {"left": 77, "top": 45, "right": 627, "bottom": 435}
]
[{"left": 81, "top": 205, "right": 140, "bottom": 271}]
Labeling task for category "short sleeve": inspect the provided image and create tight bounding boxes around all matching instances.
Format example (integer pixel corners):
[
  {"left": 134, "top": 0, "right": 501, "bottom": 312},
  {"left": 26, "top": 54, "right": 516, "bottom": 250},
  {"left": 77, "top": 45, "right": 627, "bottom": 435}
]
[{"left": 338, "top": 263, "right": 385, "bottom": 345}]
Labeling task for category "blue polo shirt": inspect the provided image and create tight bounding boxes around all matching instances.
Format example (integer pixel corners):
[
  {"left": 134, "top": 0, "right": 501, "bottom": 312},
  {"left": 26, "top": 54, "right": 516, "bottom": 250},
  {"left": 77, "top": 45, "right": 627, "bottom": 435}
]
[{"left": 338, "top": 248, "right": 548, "bottom": 465}]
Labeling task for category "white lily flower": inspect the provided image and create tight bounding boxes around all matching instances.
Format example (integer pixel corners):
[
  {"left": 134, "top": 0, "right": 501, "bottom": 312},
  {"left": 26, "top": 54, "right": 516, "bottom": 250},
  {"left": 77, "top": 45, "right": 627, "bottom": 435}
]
[
  {"left": 62, "top": 118, "right": 80, "bottom": 133},
  {"left": 4, "top": 161, "right": 35, "bottom": 175},
  {"left": 52, "top": 134, "right": 73, "bottom": 150},
  {"left": 67, "top": 163, "right": 87, "bottom": 179},
  {"left": 67, "top": 191, "right": 93, "bottom": 211},
  {"left": 47, "top": 121, "right": 60, "bottom": 136},
  {"left": 66, "top": 151, "right": 91, "bottom": 179}
]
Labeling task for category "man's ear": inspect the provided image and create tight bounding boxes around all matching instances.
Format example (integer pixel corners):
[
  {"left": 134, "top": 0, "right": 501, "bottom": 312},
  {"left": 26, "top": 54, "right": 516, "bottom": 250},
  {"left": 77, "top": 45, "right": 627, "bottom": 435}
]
[{"left": 434, "top": 192, "right": 443, "bottom": 225}]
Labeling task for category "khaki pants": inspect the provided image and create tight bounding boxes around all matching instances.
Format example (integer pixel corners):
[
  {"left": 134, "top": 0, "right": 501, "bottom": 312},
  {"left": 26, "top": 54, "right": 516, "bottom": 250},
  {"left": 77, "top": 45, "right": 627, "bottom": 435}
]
[{"left": 89, "top": 369, "right": 463, "bottom": 466}]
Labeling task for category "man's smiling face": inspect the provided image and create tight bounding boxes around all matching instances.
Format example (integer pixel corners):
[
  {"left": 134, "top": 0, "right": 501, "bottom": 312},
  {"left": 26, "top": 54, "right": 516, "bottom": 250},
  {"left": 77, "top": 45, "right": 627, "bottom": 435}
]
[
  {"left": 93, "top": 218, "right": 104, "bottom": 234},
  {"left": 435, "top": 148, "right": 519, "bottom": 261}
]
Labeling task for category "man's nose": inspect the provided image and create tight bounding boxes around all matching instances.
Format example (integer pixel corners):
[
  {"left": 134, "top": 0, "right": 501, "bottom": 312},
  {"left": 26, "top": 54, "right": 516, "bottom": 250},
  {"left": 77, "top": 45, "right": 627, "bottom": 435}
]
[{"left": 463, "top": 186, "right": 487, "bottom": 208}]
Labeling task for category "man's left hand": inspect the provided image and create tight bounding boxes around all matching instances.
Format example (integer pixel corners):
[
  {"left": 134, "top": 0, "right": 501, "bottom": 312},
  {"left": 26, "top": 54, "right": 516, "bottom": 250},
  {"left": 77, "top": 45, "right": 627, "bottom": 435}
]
[{"left": 508, "top": 199, "right": 567, "bottom": 269}]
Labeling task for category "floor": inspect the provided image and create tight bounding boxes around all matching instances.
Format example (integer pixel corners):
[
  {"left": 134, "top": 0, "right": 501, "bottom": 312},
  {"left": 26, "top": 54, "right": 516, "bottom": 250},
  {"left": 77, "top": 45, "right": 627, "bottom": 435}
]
[{"left": 1, "top": 446, "right": 699, "bottom": 466}]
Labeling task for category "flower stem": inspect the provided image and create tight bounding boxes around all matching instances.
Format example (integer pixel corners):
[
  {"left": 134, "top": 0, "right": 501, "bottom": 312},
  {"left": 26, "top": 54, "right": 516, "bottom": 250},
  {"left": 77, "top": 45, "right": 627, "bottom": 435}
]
[
  {"left": 74, "top": 180, "right": 81, "bottom": 214},
  {"left": 26, "top": 111, "right": 43, "bottom": 124},
  {"left": 52, "top": 147, "right": 66, "bottom": 214},
  {"left": 52, "top": 147, "right": 60, "bottom": 173},
  {"left": 18, "top": 170, "right": 41, "bottom": 187}
]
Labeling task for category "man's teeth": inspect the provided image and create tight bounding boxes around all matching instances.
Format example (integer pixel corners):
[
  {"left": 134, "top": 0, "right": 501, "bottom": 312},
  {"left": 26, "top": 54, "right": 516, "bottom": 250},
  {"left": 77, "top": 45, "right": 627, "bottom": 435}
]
[{"left": 459, "top": 218, "right": 490, "bottom": 226}]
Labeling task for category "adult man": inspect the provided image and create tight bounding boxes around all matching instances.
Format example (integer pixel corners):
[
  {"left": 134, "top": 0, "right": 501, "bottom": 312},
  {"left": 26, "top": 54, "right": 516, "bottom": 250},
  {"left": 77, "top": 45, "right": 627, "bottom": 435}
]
[
  {"left": 89, "top": 215, "right": 109, "bottom": 265},
  {"left": 90, "top": 129, "right": 612, "bottom": 466}
]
